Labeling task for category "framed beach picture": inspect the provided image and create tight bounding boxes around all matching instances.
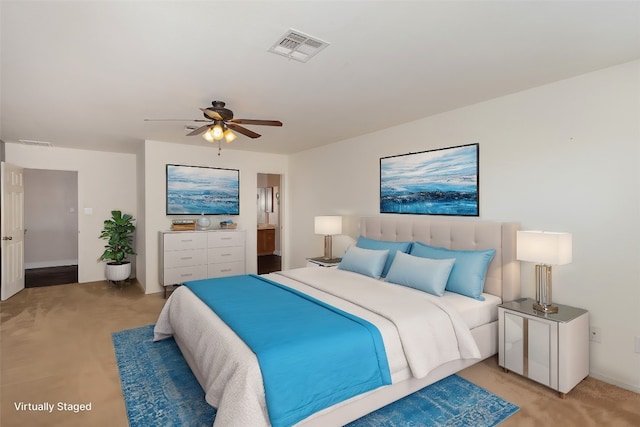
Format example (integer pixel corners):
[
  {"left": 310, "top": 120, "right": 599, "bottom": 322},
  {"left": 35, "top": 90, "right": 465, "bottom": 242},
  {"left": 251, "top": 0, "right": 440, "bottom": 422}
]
[
  {"left": 380, "top": 143, "right": 479, "bottom": 216},
  {"left": 166, "top": 164, "right": 240, "bottom": 215}
]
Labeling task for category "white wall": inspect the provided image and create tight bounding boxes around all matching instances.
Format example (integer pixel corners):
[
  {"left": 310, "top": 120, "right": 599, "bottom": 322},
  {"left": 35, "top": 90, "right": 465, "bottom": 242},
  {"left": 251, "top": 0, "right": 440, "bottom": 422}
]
[
  {"left": 23, "top": 169, "right": 78, "bottom": 269},
  {"left": 140, "top": 140, "right": 289, "bottom": 294},
  {"left": 288, "top": 60, "right": 640, "bottom": 392},
  {"left": 5, "top": 144, "right": 137, "bottom": 283}
]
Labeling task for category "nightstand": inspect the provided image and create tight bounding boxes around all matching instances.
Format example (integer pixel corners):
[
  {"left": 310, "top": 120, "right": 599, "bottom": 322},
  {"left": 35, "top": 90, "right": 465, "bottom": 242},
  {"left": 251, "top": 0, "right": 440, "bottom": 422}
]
[
  {"left": 306, "top": 257, "right": 342, "bottom": 268},
  {"left": 498, "top": 298, "right": 589, "bottom": 398}
]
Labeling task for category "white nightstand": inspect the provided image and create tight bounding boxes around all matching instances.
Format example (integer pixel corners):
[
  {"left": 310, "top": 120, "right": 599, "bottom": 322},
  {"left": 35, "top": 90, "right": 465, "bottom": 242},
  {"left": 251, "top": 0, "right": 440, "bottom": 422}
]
[
  {"left": 498, "top": 298, "right": 589, "bottom": 398},
  {"left": 306, "top": 257, "right": 342, "bottom": 268}
]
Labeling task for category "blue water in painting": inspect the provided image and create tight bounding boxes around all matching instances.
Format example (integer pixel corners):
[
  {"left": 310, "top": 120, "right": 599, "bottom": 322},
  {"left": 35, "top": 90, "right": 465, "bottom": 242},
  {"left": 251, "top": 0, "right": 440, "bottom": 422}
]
[
  {"left": 380, "top": 145, "right": 478, "bottom": 216},
  {"left": 167, "top": 166, "right": 239, "bottom": 215}
]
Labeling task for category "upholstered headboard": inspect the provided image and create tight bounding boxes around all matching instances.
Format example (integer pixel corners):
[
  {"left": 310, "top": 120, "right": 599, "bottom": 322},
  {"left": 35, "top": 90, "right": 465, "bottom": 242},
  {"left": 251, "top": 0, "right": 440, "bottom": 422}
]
[{"left": 360, "top": 216, "right": 520, "bottom": 302}]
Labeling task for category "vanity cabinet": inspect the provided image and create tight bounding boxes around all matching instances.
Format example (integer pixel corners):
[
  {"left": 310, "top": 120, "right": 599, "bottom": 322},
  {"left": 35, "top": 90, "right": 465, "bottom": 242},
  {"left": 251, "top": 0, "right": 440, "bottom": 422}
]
[
  {"left": 257, "top": 228, "right": 276, "bottom": 256},
  {"left": 160, "top": 230, "right": 245, "bottom": 296}
]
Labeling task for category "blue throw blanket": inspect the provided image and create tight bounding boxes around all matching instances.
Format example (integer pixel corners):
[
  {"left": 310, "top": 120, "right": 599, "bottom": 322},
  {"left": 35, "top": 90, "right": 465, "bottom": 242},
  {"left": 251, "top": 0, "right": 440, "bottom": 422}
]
[{"left": 184, "top": 275, "right": 391, "bottom": 427}]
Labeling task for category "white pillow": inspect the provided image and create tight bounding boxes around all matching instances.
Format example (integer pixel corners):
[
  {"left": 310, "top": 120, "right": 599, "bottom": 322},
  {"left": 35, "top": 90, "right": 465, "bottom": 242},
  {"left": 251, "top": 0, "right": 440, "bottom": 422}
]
[
  {"left": 385, "top": 251, "right": 455, "bottom": 296},
  {"left": 337, "top": 246, "right": 389, "bottom": 279}
]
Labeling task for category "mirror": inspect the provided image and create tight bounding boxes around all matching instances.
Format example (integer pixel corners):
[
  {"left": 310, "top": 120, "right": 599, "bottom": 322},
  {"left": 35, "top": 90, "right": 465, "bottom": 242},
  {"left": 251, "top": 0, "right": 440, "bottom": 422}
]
[{"left": 258, "top": 187, "right": 273, "bottom": 213}]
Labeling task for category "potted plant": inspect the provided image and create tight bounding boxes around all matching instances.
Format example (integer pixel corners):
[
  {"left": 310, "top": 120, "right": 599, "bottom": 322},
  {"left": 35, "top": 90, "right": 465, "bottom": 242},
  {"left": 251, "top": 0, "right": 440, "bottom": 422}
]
[{"left": 99, "top": 210, "right": 136, "bottom": 282}]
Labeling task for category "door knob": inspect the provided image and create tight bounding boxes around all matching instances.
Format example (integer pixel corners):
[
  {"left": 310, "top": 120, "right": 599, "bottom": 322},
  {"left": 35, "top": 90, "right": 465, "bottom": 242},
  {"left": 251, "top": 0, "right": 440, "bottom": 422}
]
[{"left": 2, "top": 236, "right": 12, "bottom": 240}]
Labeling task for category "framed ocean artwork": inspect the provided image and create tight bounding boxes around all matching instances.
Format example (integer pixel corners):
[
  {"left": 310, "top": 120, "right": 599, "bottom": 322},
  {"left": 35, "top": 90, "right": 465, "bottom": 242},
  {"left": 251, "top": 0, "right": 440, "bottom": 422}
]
[
  {"left": 380, "top": 143, "right": 479, "bottom": 216},
  {"left": 166, "top": 164, "right": 240, "bottom": 215}
]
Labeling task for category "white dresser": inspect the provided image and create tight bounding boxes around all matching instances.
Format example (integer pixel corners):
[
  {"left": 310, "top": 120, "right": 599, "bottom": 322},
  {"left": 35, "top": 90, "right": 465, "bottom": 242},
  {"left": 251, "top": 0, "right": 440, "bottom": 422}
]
[{"left": 160, "top": 230, "right": 245, "bottom": 296}]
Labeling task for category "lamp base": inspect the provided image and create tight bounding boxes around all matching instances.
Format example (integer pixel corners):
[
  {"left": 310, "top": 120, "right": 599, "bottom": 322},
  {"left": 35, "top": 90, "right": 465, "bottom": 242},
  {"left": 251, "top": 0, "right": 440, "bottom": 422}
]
[
  {"left": 533, "top": 302, "right": 558, "bottom": 313},
  {"left": 323, "top": 235, "right": 333, "bottom": 260},
  {"left": 534, "top": 264, "right": 558, "bottom": 313}
]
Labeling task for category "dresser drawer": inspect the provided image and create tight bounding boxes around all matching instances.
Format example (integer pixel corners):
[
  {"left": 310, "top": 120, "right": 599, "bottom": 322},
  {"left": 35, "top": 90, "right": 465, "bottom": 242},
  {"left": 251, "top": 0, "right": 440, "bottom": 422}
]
[
  {"left": 164, "top": 232, "right": 207, "bottom": 251},
  {"left": 163, "top": 264, "right": 208, "bottom": 285},
  {"left": 208, "top": 231, "right": 244, "bottom": 248},
  {"left": 208, "top": 261, "right": 244, "bottom": 278},
  {"left": 208, "top": 246, "right": 244, "bottom": 264},
  {"left": 164, "top": 249, "right": 207, "bottom": 268}
]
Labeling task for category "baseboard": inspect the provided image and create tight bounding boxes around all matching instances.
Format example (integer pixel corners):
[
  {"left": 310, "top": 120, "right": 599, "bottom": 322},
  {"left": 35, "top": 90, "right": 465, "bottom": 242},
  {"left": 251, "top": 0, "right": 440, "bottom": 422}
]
[
  {"left": 589, "top": 371, "right": 640, "bottom": 394},
  {"left": 25, "top": 260, "right": 78, "bottom": 269}
]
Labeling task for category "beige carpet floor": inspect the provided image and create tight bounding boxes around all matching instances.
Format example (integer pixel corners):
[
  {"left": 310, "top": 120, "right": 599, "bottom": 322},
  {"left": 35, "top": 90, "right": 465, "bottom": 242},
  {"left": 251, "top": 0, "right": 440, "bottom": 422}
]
[{"left": 1, "top": 281, "right": 638, "bottom": 427}]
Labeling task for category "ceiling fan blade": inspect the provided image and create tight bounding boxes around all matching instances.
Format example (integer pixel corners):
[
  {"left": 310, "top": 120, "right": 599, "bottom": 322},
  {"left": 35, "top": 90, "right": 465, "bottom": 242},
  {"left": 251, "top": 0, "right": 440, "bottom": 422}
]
[
  {"left": 186, "top": 124, "right": 211, "bottom": 136},
  {"left": 227, "top": 123, "right": 261, "bottom": 139},
  {"left": 200, "top": 108, "right": 223, "bottom": 120},
  {"left": 144, "top": 118, "right": 212, "bottom": 122},
  {"left": 230, "top": 119, "right": 283, "bottom": 127}
]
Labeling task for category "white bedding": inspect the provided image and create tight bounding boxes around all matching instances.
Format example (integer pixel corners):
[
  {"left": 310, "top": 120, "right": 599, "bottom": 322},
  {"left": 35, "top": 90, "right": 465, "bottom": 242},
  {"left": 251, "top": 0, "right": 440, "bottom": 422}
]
[
  {"left": 153, "top": 267, "right": 484, "bottom": 426},
  {"left": 440, "top": 291, "right": 502, "bottom": 329}
]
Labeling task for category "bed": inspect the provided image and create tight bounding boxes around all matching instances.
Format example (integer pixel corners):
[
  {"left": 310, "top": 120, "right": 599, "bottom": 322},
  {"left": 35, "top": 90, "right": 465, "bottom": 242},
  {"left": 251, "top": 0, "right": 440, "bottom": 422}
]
[{"left": 154, "top": 216, "right": 520, "bottom": 426}]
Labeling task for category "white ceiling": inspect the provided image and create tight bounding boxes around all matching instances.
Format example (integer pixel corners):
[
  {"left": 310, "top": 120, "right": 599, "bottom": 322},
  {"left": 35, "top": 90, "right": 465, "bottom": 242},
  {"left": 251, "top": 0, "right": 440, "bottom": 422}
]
[{"left": 2, "top": 1, "right": 639, "bottom": 155}]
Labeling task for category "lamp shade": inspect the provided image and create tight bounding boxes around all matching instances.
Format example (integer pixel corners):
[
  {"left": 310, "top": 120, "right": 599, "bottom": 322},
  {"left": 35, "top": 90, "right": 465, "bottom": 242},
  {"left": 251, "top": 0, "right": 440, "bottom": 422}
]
[
  {"left": 517, "top": 231, "right": 572, "bottom": 265},
  {"left": 314, "top": 216, "right": 342, "bottom": 236}
]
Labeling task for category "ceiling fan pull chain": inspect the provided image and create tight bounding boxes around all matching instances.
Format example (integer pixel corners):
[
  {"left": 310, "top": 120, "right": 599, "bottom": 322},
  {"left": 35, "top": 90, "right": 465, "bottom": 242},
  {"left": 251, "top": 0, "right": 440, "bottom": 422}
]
[{"left": 218, "top": 140, "right": 222, "bottom": 156}]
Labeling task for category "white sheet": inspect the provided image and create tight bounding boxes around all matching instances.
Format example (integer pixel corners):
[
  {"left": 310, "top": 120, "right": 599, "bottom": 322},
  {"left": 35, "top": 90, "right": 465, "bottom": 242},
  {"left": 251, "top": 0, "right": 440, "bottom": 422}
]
[
  {"left": 439, "top": 291, "right": 502, "bottom": 329},
  {"left": 153, "top": 268, "right": 482, "bottom": 426}
]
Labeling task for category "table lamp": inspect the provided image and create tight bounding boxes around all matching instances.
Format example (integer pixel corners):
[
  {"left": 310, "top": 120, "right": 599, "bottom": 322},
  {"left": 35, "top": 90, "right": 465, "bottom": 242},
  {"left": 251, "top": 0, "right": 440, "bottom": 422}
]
[
  {"left": 516, "top": 230, "right": 572, "bottom": 313},
  {"left": 314, "top": 216, "right": 342, "bottom": 260}
]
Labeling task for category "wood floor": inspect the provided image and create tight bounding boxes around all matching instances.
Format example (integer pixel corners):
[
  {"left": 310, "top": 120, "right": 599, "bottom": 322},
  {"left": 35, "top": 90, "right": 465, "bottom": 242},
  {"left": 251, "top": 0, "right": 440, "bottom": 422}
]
[
  {"left": 1, "top": 280, "right": 638, "bottom": 427},
  {"left": 257, "top": 254, "right": 281, "bottom": 275},
  {"left": 25, "top": 265, "right": 78, "bottom": 288}
]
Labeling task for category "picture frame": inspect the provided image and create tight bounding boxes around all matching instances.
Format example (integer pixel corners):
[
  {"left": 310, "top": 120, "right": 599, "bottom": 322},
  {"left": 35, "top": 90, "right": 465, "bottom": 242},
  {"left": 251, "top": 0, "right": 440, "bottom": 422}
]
[
  {"left": 166, "top": 164, "right": 240, "bottom": 215},
  {"left": 380, "top": 143, "right": 479, "bottom": 216}
]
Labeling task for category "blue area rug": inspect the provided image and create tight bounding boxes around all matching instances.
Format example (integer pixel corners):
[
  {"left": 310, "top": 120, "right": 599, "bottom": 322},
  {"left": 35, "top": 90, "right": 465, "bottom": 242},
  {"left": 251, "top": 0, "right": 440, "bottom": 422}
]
[{"left": 113, "top": 325, "right": 518, "bottom": 427}]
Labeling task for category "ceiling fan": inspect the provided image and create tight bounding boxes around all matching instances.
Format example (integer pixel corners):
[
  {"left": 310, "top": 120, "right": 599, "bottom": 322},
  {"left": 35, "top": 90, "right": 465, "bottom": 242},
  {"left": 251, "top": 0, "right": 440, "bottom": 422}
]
[{"left": 145, "top": 100, "right": 283, "bottom": 145}]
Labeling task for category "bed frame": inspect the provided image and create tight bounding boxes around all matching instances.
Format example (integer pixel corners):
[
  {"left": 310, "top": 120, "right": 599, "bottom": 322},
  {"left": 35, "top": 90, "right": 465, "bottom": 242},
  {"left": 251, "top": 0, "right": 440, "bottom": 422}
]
[
  {"left": 175, "top": 216, "right": 520, "bottom": 426},
  {"left": 298, "top": 216, "right": 521, "bottom": 426}
]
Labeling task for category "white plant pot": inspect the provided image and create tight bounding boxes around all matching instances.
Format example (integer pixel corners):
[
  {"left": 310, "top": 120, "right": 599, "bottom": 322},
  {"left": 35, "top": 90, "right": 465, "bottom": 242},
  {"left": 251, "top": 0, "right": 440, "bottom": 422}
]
[{"left": 105, "top": 262, "right": 132, "bottom": 282}]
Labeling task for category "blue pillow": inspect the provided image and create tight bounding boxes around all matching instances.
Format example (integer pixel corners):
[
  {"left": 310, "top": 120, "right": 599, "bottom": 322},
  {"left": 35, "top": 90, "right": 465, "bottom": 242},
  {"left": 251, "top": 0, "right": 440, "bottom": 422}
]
[
  {"left": 385, "top": 251, "right": 455, "bottom": 296},
  {"left": 338, "top": 246, "right": 389, "bottom": 279},
  {"left": 410, "top": 242, "right": 496, "bottom": 301},
  {"left": 356, "top": 236, "right": 412, "bottom": 277}
]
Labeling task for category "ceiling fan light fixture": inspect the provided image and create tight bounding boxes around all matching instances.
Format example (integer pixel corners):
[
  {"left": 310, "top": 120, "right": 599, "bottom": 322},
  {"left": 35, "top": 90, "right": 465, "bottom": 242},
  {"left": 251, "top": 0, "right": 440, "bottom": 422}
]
[
  {"left": 212, "top": 123, "right": 224, "bottom": 140},
  {"left": 202, "top": 127, "right": 215, "bottom": 143},
  {"left": 224, "top": 129, "right": 237, "bottom": 144}
]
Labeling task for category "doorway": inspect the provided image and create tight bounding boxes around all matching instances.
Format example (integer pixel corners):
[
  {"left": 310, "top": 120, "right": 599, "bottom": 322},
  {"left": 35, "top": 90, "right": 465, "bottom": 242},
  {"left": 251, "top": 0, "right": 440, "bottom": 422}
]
[
  {"left": 257, "top": 173, "right": 282, "bottom": 274},
  {"left": 24, "top": 169, "right": 79, "bottom": 287}
]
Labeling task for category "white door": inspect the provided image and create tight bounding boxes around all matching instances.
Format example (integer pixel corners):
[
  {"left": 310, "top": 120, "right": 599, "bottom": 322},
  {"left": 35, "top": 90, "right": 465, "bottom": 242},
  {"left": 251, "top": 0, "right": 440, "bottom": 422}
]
[{"left": 1, "top": 162, "right": 25, "bottom": 300}]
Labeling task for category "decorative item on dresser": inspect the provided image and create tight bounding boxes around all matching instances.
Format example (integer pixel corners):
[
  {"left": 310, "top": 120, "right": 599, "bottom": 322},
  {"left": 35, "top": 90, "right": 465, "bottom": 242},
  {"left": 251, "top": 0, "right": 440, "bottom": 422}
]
[
  {"left": 196, "top": 215, "right": 211, "bottom": 229},
  {"left": 516, "top": 230, "right": 572, "bottom": 313},
  {"left": 171, "top": 219, "right": 196, "bottom": 231},
  {"left": 498, "top": 298, "right": 589, "bottom": 398},
  {"left": 159, "top": 230, "right": 245, "bottom": 298}
]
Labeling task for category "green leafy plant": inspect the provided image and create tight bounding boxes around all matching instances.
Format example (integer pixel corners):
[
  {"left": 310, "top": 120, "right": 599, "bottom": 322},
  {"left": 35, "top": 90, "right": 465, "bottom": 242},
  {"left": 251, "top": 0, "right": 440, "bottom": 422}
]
[{"left": 99, "top": 210, "right": 136, "bottom": 264}]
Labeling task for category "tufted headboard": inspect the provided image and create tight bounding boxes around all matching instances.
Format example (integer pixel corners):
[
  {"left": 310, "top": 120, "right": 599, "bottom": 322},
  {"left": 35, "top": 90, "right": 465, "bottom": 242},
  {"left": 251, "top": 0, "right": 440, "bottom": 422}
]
[{"left": 360, "top": 216, "right": 521, "bottom": 302}]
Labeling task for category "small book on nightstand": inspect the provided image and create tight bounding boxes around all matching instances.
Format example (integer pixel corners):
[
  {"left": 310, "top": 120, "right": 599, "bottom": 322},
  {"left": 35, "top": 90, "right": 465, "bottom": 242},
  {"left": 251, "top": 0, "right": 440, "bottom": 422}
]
[{"left": 308, "top": 257, "right": 342, "bottom": 267}]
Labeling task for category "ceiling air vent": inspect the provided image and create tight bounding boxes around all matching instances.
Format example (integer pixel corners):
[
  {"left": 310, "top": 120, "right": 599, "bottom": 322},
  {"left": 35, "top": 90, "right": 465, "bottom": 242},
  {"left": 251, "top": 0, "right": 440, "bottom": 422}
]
[
  {"left": 268, "top": 29, "right": 330, "bottom": 63},
  {"left": 18, "top": 139, "right": 52, "bottom": 147}
]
